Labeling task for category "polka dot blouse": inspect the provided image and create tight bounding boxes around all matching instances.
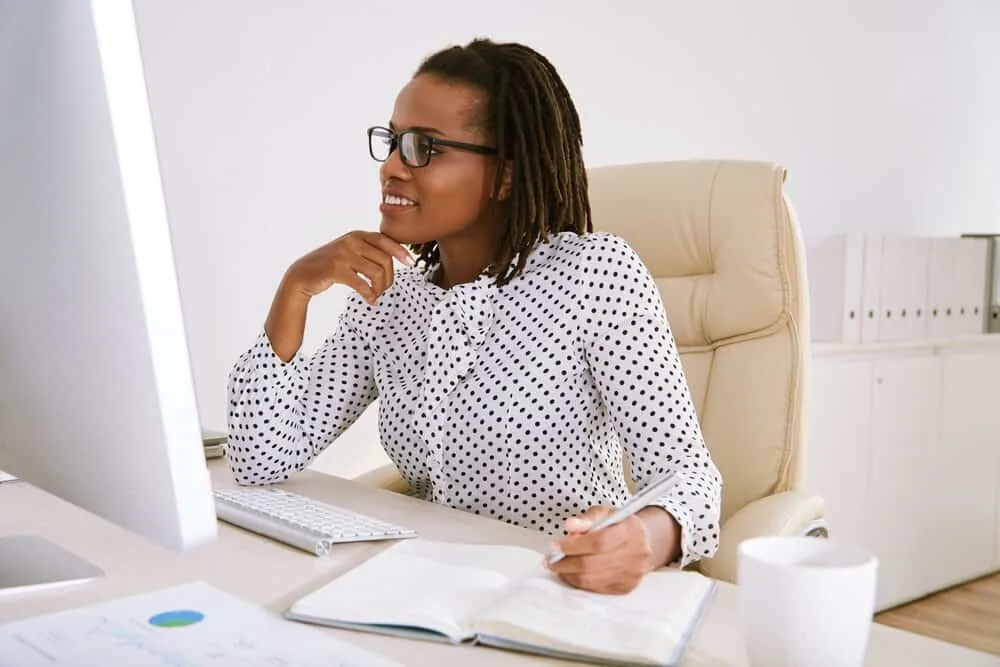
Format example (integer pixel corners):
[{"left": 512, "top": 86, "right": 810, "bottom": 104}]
[{"left": 226, "top": 231, "right": 722, "bottom": 568}]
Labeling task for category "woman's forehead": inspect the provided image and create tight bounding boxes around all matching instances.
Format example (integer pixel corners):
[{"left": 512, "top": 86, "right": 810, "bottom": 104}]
[{"left": 390, "top": 75, "right": 486, "bottom": 137}]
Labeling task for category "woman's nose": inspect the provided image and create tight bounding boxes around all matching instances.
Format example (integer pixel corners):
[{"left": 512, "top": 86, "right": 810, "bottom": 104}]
[{"left": 379, "top": 144, "right": 411, "bottom": 184}]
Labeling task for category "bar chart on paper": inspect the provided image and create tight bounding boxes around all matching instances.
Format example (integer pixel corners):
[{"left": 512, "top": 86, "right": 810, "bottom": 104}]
[{"left": 0, "top": 580, "right": 404, "bottom": 667}]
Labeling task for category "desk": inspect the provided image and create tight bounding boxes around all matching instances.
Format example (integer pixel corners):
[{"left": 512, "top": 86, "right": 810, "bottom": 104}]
[{"left": 2, "top": 461, "right": 998, "bottom": 667}]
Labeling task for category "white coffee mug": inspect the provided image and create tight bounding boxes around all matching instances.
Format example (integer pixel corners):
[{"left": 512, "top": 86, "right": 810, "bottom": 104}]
[{"left": 737, "top": 536, "right": 878, "bottom": 667}]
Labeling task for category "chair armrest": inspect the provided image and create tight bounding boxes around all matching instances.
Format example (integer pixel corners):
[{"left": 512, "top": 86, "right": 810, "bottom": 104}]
[
  {"left": 353, "top": 463, "right": 411, "bottom": 495},
  {"left": 697, "top": 490, "right": 826, "bottom": 583}
]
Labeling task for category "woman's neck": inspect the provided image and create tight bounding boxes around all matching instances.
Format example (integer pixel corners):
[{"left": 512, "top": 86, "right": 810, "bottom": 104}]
[
  {"left": 433, "top": 225, "right": 501, "bottom": 289},
  {"left": 433, "top": 247, "right": 492, "bottom": 289}
]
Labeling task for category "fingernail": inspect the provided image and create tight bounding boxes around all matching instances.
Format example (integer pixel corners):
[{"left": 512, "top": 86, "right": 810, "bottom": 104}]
[{"left": 404, "top": 255, "right": 416, "bottom": 267}]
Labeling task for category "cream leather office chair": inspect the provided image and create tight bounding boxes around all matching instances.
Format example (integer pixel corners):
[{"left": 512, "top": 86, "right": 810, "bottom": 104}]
[
  {"left": 586, "top": 160, "right": 825, "bottom": 582},
  {"left": 356, "top": 159, "right": 826, "bottom": 583}
]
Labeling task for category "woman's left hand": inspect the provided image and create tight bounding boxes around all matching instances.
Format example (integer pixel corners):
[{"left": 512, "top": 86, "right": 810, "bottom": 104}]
[{"left": 545, "top": 506, "right": 656, "bottom": 595}]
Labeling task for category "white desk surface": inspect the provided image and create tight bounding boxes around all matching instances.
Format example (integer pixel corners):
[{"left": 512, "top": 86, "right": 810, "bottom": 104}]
[{"left": 2, "top": 460, "right": 998, "bottom": 667}]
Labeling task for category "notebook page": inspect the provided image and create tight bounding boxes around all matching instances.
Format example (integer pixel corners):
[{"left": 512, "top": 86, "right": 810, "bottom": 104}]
[
  {"left": 289, "top": 540, "right": 540, "bottom": 643},
  {"left": 472, "top": 569, "right": 714, "bottom": 664}
]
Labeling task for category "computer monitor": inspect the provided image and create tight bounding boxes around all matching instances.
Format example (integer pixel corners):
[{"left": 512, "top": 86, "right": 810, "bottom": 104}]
[{"left": 0, "top": 0, "right": 217, "bottom": 592}]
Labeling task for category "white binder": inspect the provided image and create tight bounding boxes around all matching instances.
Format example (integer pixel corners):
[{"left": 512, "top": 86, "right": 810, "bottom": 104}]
[
  {"left": 876, "top": 235, "right": 908, "bottom": 342},
  {"left": 859, "top": 233, "right": 884, "bottom": 343},
  {"left": 876, "top": 235, "right": 930, "bottom": 342},
  {"left": 961, "top": 234, "right": 1000, "bottom": 333},
  {"left": 807, "top": 233, "right": 864, "bottom": 343},
  {"left": 905, "top": 237, "right": 931, "bottom": 339},
  {"left": 955, "top": 238, "right": 989, "bottom": 335},
  {"left": 925, "top": 237, "right": 961, "bottom": 338}
]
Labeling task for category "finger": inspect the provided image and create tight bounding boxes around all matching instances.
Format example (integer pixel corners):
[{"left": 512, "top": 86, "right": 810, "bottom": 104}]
[
  {"left": 560, "top": 571, "right": 637, "bottom": 595},
  {"left": 558, "top": 570, "right": 619, "bottom": 593},
  {"left": 341, "top": 271, "right": 375, "bottom": 303},
  {"left": 351, "top": 254, "right": 391, "bottom": 298},
  {"left": 547, "top": 551, "right": 610, "bottom": 576},
  {"left": 557, "top": 523, "right": 628, "bottom": 557},
  {"left": 564, "top": 506, "right": 613, "bottom": 534},
  {"left": 354, "top": 244, "right": 395, "bottom": 296},
  {"left": 366, "top": 232, "right": 416, "bottom": 268}
]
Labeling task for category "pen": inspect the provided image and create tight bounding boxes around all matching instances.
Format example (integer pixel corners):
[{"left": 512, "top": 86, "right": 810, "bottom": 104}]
[{"left": 546, "top": 471, "right": 680, "bottom": 566}]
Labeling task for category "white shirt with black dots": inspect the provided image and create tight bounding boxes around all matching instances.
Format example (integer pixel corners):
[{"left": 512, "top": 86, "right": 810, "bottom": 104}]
[{"left": 226, "top": 231, "right": 722, "bottom": 568}]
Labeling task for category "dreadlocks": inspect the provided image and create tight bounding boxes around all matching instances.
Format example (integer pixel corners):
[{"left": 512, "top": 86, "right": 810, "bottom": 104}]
[{"left": 410, "top": 38, "right": 592, "bottom": 287}]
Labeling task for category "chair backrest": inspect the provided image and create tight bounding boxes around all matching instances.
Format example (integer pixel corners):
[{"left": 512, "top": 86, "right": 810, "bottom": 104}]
[{"left": 586, "top": 160, "right": 810, "bottom": 523}]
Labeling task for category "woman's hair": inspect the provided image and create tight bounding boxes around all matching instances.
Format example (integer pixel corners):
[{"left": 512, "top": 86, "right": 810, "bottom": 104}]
[{"left": 411, "top": 38, "right": 592, "bottom": 286}]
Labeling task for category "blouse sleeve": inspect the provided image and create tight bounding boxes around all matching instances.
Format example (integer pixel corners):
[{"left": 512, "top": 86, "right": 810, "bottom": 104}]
[
  {"left": 225, "top": 295, "right": 378, "bottom": 485},
  {"left": 578, "top": 234, "right": 722, "bottom": 569}
]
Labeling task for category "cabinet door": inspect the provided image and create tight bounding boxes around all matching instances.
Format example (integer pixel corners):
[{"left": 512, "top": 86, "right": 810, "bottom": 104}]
[
  {"left": 804, "top": 358, "right": 873, "bottom": 547},
  {"left": 937, "top": 349, "right": 1000, "bottom": 582},
  {"left": 867, "top": 354, "right": 943, "bottom": 610}
]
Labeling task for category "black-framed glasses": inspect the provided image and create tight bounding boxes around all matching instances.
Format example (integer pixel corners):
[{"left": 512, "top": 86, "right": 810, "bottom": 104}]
[{"left": 367, "top": 126, "right": 497, "bottom": 168}]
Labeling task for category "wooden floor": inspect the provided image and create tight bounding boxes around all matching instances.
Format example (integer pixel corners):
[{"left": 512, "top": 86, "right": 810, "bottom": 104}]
[{"left": 875, "top": 572, "right": 1000, "bottom": 656}]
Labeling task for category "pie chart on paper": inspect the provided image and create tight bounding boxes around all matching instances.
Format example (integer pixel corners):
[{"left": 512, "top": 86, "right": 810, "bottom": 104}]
[{"left": 147, "top": 609, "right": 205, "bottom": 628}]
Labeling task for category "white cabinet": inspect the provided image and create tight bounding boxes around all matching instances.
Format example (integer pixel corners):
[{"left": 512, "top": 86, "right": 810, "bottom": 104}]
[
  {"left": 935, "top": 349, "right": 1000, "bottom": 587},
  {"left": 802, "top": 359, "right": 872, "bottom": 547},
  {"left": 867, "top": 355, "right": 943, "bottom": 609},
  {"left": 806, "top": 336, "right": 1000, "bottom": 611}
]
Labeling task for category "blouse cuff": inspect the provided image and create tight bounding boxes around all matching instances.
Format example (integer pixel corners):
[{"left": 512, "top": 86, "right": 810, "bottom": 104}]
[
  {"left": 645, "top": 496, "right": 704, "bottom": 570},
  {"left": 247, "top": 329, "right": 308, "bottom": 391}
]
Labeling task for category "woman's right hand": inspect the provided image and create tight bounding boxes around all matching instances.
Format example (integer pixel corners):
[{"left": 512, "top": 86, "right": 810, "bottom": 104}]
[
  {"left": 286, "top": 231, "right": 416, "bottom": 305},
  {"left": 265, "top": 231, "right": 415, "bottom": 362}
]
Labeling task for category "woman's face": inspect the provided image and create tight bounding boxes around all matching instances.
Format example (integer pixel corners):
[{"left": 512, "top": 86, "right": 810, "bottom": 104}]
[{"left": 377, "top": 74, "right": 501, "bottom": 247}]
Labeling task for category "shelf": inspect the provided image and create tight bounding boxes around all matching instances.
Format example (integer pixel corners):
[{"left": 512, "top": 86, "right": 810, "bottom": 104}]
[{"left": 811, "top": 334, "right": 1000, "bottom": 358}]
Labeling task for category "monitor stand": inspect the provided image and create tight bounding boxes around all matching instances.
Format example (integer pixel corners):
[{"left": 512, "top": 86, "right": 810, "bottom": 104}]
[{"left": 0, "top": 535, "right": 103, "bottom": 595}]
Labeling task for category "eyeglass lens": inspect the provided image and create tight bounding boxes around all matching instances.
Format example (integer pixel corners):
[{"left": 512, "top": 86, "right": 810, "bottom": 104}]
[{"left": 369, "top": 128, "right": 432, "bottom": 167}]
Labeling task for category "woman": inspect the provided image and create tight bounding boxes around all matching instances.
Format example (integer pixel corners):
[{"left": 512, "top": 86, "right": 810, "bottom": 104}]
[{"left": 227, "top": 38, "right": 722, "bottom": 594}]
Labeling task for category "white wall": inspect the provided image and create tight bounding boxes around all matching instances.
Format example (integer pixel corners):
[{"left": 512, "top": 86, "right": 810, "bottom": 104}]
[{"left": 132, "top": 0, "right": 1000, "bottom": 478}]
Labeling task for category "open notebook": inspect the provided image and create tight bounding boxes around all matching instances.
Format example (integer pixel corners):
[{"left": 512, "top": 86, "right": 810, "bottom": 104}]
[{"left": 285, "top": 539, "right": 716, "bottom": 667}]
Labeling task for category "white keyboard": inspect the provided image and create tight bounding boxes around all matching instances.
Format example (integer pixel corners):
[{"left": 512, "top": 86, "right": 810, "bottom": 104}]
[{"left": 214, "top": 487, "right": 416, "bottom": 556}]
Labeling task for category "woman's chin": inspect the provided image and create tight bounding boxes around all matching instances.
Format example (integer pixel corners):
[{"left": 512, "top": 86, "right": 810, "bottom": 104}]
[{"left": 379, "top": 217, "right": 430, "bottom": 245}]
